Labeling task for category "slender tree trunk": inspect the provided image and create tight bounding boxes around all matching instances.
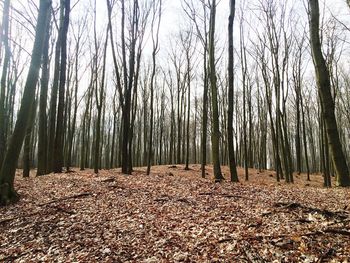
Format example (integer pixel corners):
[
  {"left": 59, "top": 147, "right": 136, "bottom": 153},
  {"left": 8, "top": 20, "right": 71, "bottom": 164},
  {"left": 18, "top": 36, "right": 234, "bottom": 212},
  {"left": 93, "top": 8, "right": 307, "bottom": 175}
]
[
  {"left": 94, "top": 28, "right": 109, "bottom": 174},
  {"left": 193, "top": 97, "right": 198, "bottom": 164},
  {"left": 120, "top": 0, "right": 130, "bottom": 174},
  {"left": 0, "top": 0, "right": 11, "bottom": 169},
  {"left": 176, "top": 77, "right": 182, "bottom": 164},
  {"left": 23, "top": 100, "right": 37, "bottom": 178},
  {"left": 66, "top": 34, "right": 80, "bottom": 171},
  {"left": 185, "top": 61, "right": 191, "bottom": 170},
  {"left": 48, "top": 3, "right": 65, "bottom": 173},
  {"left": 110, "top": 106, "right": 117, "bottom": 168},
  {"left": 227, "top": 0, "right": 238, "bottom": 182},
  {"left": 147, "top": 0, "right": 162, "bottom": 175},
  {"left": 209, "top": 0, "right": 224, "bottom": 182},
  {"left": 37, "top": 13, "right": 51, "bottom": 176},
  {"left": 240, "top": 22, "right": 249, "bottom": 181},
  {"left": 169, "top": 85, "right": 175, "bottom": 164},
  {"left": 201, "top": 46, "right": 208, "bottom": 178},
  {"left": 53, "top": 0, "right": 70, "bottom": 173},
  {"left": 295, "top": 93, "right": 301, "bottom": 174},
  {"left": 300, "top": 95, "right": 310, "bottom": 180}
]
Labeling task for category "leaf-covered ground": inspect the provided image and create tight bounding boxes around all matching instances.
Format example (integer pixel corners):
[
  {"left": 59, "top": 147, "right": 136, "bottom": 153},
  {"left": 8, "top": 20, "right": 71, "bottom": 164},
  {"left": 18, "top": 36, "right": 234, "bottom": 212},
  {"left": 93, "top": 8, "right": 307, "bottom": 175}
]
[{"left": 1, "top": 165, "right": 350, "bottom": 262}]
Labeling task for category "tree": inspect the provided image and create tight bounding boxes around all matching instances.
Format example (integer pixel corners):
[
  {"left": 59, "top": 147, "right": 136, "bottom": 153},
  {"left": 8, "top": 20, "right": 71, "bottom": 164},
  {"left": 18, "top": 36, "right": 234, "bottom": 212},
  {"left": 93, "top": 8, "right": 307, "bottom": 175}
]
[
  {"left": 180, "top": 27, "right": 194, "bottom": 171},
  {"left": 239, "top": 12, "right": 249, "bottom": 181},
  {"left": 94, "top": 17, "right": 108, "bottom": 174},
  {"left": 37, "top": 10, "right": 52, "bottom": 176},
  {"left": 208, "top": 0, "right": 224, "bottom": 182},
  {"left": 0, "top": 0, "right": 51, "bottom": 205},
  {"left": 107, "top": 0, "right": 148, "bottom": 174},
  {"left": 227, "top": 0, "right": 239, "bottom": 182},
  {"left": 182, "top": 0, "right": 210, "bottom": 178},
  {"left": 53, "top": 0, "right": 71, "bottom": 173},
  {"left": 146, "top": 0, "right": 162, "bottom": 175},
  {"left": 0, "top": 0, "right": 11, "bottom": 168},
  {"left": 66, "top": 14, "right": 87, "bottom": 172},
  {"left": 308, "top": 0, "right": 350, "bottom": 186},
  {"left": 23, "top": 99, "right": 37, "bottom": 177}
]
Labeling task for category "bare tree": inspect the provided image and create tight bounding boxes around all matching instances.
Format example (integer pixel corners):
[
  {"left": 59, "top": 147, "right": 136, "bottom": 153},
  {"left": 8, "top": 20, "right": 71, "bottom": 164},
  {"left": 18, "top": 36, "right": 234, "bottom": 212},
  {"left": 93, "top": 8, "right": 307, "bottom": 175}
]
[
  {"left": 53, "top": 0, "right": 71, "bottom": 173},
  {"left": 0, "top": 0, "right": 51, "bottom": 205},
  {"left": 227, "top": 0, "right": 239, "bottom": 182},
  {"left": 146, "top": 0, "right": 162, "bottom": 175},
  {"left": 308, "top": 0, "right": 350, "bottom": 186},
  {"left": 0, "top": 0, "right": 11, "bottom": 168},
  {"left": 209, "top": 0, "right": 224, "bottom": 182}
]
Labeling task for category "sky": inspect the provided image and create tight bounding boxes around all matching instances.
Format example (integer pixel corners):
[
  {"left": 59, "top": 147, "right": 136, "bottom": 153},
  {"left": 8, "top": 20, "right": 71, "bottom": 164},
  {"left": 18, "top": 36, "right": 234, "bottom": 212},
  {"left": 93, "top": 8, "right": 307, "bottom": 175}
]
[{"left": 3, "top": 0, "right": 350, "bottom": 95}]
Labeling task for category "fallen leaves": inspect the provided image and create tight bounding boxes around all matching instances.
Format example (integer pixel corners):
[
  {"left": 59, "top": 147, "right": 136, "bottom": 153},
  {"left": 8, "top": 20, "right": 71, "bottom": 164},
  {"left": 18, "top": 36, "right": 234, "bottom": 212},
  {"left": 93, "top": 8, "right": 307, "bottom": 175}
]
[{"left": 0, "top": 165, "right": 349, "bottom": 262}]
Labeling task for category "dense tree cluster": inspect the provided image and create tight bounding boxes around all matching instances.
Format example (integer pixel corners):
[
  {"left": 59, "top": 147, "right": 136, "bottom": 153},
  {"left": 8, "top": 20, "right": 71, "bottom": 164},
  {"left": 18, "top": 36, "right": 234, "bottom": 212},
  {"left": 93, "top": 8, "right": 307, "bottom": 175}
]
[{"left": 0, "top": 0, "right": 350, "bottom": 205}]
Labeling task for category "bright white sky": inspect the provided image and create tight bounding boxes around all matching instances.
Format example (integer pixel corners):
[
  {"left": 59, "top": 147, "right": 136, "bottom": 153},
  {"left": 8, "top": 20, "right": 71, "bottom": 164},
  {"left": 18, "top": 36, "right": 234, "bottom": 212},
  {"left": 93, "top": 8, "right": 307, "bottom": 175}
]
[{"left": 3, "top": 0, "right": 350, "bottom": 94}]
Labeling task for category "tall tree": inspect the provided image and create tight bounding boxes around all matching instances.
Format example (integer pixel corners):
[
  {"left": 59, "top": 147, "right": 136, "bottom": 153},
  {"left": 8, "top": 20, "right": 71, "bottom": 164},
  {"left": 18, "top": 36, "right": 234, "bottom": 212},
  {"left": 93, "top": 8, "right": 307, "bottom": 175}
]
[
  {"left": 209, "top": 0, "right": 224, "bottom": 182},
  {"left": 94, "top": 23, "right": 109, "bottom": 174},
  {"left": 66, "top": 14, "right": 87, "bottom": 172},
  {"left": 181, "top": 28, "right": 194, "bottom": 171},
  {"left": 53, "top": 0, "right": 71, "bottom": 173},
  {"left": 48, "top": 0, "right": 64, "bottom": 172},
  {"left": 227, "top": 0, "right": 239, "bottom": 182},
  {"left": 37, "top": 10, "right": 51, "bottom": 176},
  {"left": 182, "top": 0, "right": 210, "bottom": 178},
  {"left": 0, "top": 0, "right": 51, "bottom": 205},
  {"left": 308, "top": 0, "right": 350, "bottom": 186},
  {"left": 146, "top": 0, "right": 162, "bottom": 175},
  {"left": 107, "top": 0, "right": 145, "bottom": 174},
  {"left": 0, "top": 0, "right": 11, "bottom": 168}
]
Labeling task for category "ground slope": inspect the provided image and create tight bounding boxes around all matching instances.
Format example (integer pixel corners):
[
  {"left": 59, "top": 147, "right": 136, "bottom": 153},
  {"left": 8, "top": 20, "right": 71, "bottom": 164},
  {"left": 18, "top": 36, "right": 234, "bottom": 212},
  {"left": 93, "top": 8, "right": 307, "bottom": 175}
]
[{"left": 1, "top": 165, "right": 350, "bottom": 262}]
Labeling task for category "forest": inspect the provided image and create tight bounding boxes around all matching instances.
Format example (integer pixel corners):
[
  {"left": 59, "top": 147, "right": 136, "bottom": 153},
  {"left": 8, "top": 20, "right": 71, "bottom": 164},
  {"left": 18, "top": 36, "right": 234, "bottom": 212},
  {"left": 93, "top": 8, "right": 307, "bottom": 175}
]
[{"left": 0, "top": 0, "right": 350, "bottom": 261}]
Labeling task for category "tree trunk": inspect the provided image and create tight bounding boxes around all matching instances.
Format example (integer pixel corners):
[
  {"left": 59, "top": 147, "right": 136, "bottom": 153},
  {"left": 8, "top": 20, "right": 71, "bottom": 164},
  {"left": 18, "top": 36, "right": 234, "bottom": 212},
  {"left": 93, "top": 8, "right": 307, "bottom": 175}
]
[
  {"left": 300, "top": 95, "right": 310, "bottom": 181},
  {"left": 23, "top": 100, "right": 37, "bottom": 178},
  {"left": 308, "top": 0, "right": 350, "bottom": 186},
  {"left": 227, "top": 0, "right": 238, "bottom": 182},
  {"left": 209, "top": 0, "right": 224, "bottom": 182},
  {"left": 53, "top": 0, "right": 70, "bottom": 173},
  {"left": 66, "top": 30, "right": 80, "bottom": 172},
  {"left": 185, "top": 43, "right": 191, "bottom": 170},
  {"left": 0, "top": 0, "right": 51, "bottom": 205},
  {"left": 201, "top": 45, "right": 208, "bottom": 178},
  {"left": 0, "top": 0, "right": 11, "bottom": 169},
  {"left": 147, "top": 0, "right": 162, "bottom": 175},
  {"left": 94, "top": 26, "right": 108, "bottom": 174},
  {"left": 37, "top": 13, "right": 51, "bottom": 176}
]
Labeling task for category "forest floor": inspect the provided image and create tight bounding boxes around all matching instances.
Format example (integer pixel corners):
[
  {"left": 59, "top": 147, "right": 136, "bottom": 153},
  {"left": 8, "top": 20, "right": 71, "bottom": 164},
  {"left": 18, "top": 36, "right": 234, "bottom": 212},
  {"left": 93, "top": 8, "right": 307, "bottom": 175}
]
[{"left": 1, "top": 165, "right": 350, "bottom": 262}]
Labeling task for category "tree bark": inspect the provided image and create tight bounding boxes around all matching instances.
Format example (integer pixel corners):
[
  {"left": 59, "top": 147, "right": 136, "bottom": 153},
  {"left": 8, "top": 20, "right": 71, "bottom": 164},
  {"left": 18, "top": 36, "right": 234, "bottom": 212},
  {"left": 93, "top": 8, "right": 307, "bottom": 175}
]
[
  {"left": 209, "top": 0, "right": 224, "bottom": 182},
  {"left": 53, "top": 0, "right": 70, "bottom": 173},
  {"left": 308, "top": 0, "right": 350, "bottom": 186},
  {"left": 147, "top": 0, "right": 162, "bottom": 175},
  {"left": 0, "top": 0, "right": 11, "bottom": 169},
  {"left": 94, "top": 26, "right": 108, "bottom": 174},
  {"left": 227, "top": 0, "right": 238, "bottom": 182},
  {"left": 23, "top": 100, "right": 37, "bottom": 178},
  {"left": 37, "top": 12, "right": 51, "bottom": 176},
  {"left": 0, "top": 0, "right": 51, "bottom": 205},
  {"left": 201, "top": 44, "right": 208, "bottom": 178}
]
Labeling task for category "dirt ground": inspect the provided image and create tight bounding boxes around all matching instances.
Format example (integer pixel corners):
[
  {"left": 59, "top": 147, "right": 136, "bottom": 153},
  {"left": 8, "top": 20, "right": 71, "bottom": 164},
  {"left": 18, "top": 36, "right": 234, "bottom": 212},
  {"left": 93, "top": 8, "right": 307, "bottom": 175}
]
[{"left": 1, "top": 165, "right": 349, "bottom": 262}]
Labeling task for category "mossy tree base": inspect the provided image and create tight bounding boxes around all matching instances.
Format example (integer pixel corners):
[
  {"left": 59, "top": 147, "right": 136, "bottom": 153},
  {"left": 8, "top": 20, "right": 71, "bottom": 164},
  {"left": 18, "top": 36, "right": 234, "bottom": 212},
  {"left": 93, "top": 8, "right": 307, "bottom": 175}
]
[{"left": 0, "top": 183, "right": 19, "bottom": 206}]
